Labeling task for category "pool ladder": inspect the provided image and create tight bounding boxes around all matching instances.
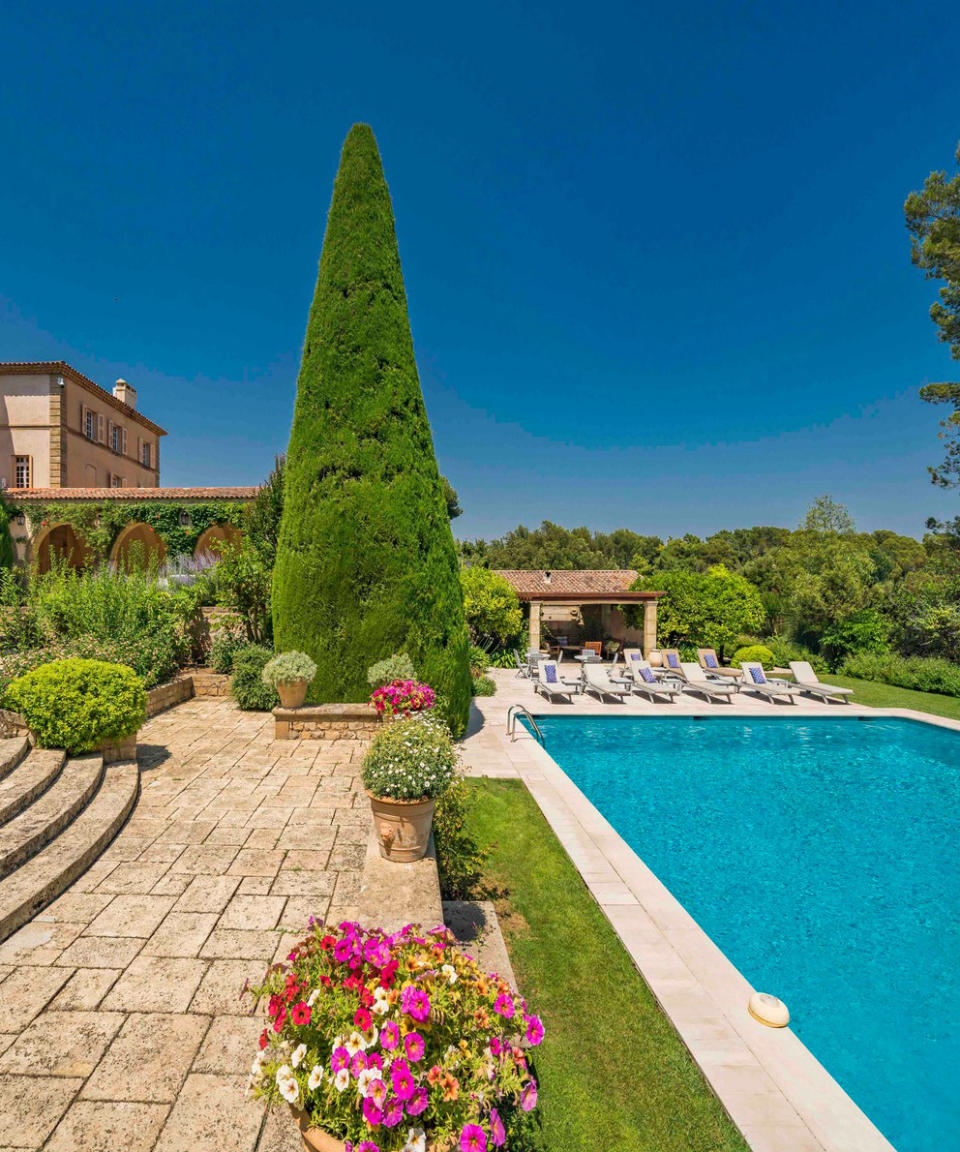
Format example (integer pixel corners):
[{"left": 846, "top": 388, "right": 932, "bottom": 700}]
[{"left": 506, "top": 705, "right": 545, "bottom": 745}]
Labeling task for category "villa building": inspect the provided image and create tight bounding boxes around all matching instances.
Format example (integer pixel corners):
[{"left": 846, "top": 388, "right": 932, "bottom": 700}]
[{"left": 0, "top": 361, "right": 165, "bottom": 490}]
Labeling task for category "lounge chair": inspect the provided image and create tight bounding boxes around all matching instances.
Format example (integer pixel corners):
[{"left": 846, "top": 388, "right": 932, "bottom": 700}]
[
  {"left": 661, "top": 649, "right": 685, "bottom": 676},
  {"left": 697, "top": 648, "right": 740, "bottom": 678},
  {"left": 536, "top": 660, "right": 576, "bottom": 702},
  {"left": 582, "top": 663, "right": 632, "bottom": 702},
  {"left": 789, "top": 661, "right": 854, "bottom": 703},
  {"left": 679, "top": 662, "right": 739, "bottom": 702},
  {"left": 739, "top": 662, "right": 800, "bottom": 704},
  {"left": 622, "top": 649, "right": 645, "bottom": 679},
  {"left": 631, "top": 660, "right": 682, "bottom": 702}
]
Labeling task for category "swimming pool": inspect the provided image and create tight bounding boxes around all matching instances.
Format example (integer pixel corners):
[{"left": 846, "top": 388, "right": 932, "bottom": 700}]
[{"left": 528, "top": 714, "right": 960, "bottom": 1152}]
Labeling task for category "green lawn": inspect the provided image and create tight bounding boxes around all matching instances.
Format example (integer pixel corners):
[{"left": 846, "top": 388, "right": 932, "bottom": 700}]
[
  {"left": 465, "top": 778, "right": 748, "bottom": 1152},
  {"left": 830, "top": 674, "right": 960, "bottom": 721}
]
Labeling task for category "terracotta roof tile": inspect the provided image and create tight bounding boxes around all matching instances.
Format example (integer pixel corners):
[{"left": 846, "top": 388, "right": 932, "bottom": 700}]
[
  {"left": 6, "top": 487, "right": 257, "bottom": 501},
  {"left": 494, "top": 569, "right": 639, "bottom": 595}
]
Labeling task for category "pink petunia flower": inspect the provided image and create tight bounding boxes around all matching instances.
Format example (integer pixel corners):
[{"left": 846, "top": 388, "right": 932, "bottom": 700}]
[
  {"left": 523, "top": 1013, "right": 545, "bottom": 1045},
  {"left": 489, "top": 1109, "right": 506, "bottom": 1147},
  {"left": 460, "top": 1125, "right": 487, "bottom": 1152},
  {"left": 403, "top": 1032, "right": 425, "bottom": 1062},
  {"left": 357, "top": 1142, "right": 380, "bottom": 1152},
  {"left": 382, "top": 1096, "right": 404, "bottom": 1128},
  {"left": 362, "top": 1098, "right": 383, "bottom": 1127},
  {"left": 390, "top": 1058, "right": 416, "bottom": 1101},
  {"left": 330, "top": 1046, "right": 350, "bottom": 1073},
  {"left": 521, "top": 1079, "right": 538, "bottom": 1112},
  {"left": 406, "top": 1086, "right": 428, "bottom": 1117},
  {"left": 368, "top": 1078, "right": 389, "bottom": 1110},
  {"left": 493, "top": 994, "right": 514, "bottom": 1019},
  {"left": 400, "top": 986, "right": 430, "bottom": 1022},
  {"left": 380, "top": 1020, "right": 400, "bottom": 1051}
]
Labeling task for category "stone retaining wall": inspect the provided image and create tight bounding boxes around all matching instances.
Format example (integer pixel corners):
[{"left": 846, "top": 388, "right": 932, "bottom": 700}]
[
  {"left": 144, "top": 671, "right": 231, "bottom": 718},
  {"left": 273, "top": 702, "right": 381, "bottom": 741},
  {"left": 189, "top": 669, "right": 231, "bottom": 697}
]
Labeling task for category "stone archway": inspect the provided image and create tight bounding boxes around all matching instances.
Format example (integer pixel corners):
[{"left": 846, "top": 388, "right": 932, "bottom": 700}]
[
  {"left": 109, "top": 522, "right": 167, "bottom": 572},
  {"left": 193, "top": 523, "right": 241, "bottom": 561},
  {"left": 32, "top": 523, "right": 86, "bottom": 574}
]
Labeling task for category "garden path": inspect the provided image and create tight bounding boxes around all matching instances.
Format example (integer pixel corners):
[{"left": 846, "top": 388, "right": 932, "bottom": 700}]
[{"left": 0, "top": 697, "right": 369, "bottom": 1152}]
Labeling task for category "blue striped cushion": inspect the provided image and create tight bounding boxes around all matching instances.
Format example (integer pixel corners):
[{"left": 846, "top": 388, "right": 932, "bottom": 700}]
[
  {"left": 749, "top": 666, "right": 766, "bottom": 684},
  {"left": 544, "top": 665, "right": 558, "bottom": 683},
  {"left": 640, "top": 666, "right": 656, "bottom": 684}
]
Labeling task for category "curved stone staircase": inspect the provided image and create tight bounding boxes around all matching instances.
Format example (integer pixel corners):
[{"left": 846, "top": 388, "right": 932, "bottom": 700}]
[{"left": 0, "top": 736, "right": 139, "bottom": 943}]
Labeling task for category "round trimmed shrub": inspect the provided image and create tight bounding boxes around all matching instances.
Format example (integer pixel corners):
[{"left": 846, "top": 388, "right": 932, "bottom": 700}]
[
  {"left": 367, "top": 652, "right": 416, "bottom": 689},
  {"left": 231, "top": 645, "right": 279, "bottom": 711},
  {"left": 732, "top": 644, "right": 776, "bottom": 667},
  {"left": 261, "top": 650, "right": 317, "bottom": 689},
  {"left": 471, "top": 674, "right": 496, "bottom": 696},
  {"left": 4, "top": 658, "right": 146, "bottom": 753}
]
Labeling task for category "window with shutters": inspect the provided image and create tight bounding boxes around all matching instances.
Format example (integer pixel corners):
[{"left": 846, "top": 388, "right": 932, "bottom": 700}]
[
  {"left": 141, "top": 441, "right": 152, "bottom": 468},
  {"left": 110, "top": 423, "right": 123, "bottom": 454},
  {"left": 13, "top": 456, "right": 32, "bottom": 488},
  {"left": 83, "top": 407, "right": 97, "bottom": 440},
  {"left": 112, "top": 474, "right": 124, "bottom": 488}
]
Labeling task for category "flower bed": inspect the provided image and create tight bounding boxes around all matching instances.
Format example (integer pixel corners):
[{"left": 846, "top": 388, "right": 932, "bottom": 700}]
[{"left": 249, "top": 920, "right": 543, "bottom": 1152}]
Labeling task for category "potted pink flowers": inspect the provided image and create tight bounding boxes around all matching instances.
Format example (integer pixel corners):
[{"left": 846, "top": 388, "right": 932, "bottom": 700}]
[
  {"left": 369, "top": 680, "right": 436, "bottom": 721},
  {"left": 248, "top": 920, "right": 543, "bottom": 1152}
]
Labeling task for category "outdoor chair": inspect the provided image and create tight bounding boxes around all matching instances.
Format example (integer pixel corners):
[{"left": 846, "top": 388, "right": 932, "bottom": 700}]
[
  {"left": 696, "top": 647, "right": 740, "bottom": 678},
  {"left": 789, "top": 661, "right": 854, "bottom": 703},
  {"left": 582, "top": 663, "right": 631, "bottom": 702},
  {"left": 678, "top": 662, "right": 739, "bottom": 703},
  {"left": 513, "top": 650, "right": 529, "bottom": 678},
  {"left": 739, "top": 662, "right": 801, "bottom": 704},
  {"left": 535, "top": 659, "right": 576, "bottom": 702},
  {"left": 622, "top": 649, "right": 643, "bottom": 678},
  {"left": 659, "top": 649, "right": 686, "bottom": 679},
  {"left": 630, "top": 660, "right": 682, "bottom": 702},
  {"left": 582, "top": 641, "right": 603, "bottom": 662}
]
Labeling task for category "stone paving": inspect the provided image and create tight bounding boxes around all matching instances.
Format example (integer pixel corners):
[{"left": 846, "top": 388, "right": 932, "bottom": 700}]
[{"left": 0, "top": 697, "right": 371, "bottom": 1151}]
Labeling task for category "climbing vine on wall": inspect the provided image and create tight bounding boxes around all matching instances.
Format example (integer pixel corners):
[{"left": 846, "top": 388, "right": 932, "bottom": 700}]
[{"left": 24, "top": 501, "right": 248, "bottom": 562}]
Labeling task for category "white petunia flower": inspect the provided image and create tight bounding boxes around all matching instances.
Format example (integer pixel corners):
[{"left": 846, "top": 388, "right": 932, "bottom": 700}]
[
  {"left": 403, "top": 1127, "right": 427, "bottom": 1152},
  {"left": 345, "top": 1030, "right": 366, "bottom": 1056},
  {"left": 276, "top": 1064, "right": 293, "bottom": 1085},
  {"left": 278, "top": 1075, "right": 299, "bottom": 1104},
  {"left": 307, "top": 988, "right": 320, "bottom": 1008},
  {"left": 307, "top": 1065, "right": 323, "bottom": 1091},
  {"left": 357, "top": 1067, "right": 378, "bottom": 1097},
  {"left": 361, "top": 1024, "right": 379, "bottom": 1048},
  {"left": 333, "top": 1067, "right": 350, "bottom": 1092},
  {"left": 441, "top": 964, "right": 458, "bottom": 985},
  {"left": 291, "top": 1043, "right": 307, "bottom": 1069}
]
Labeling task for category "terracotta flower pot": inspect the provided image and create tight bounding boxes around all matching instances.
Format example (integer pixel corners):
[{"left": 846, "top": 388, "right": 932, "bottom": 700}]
[
  {"left": 289, "top": 1107, "right": 451, "bottom": 1152},
  {"left": 277, "top": 679, "right": 309, "bottom": 709},
  {"left": 366, "top": 790, "right": 436, "bottom": 862}
]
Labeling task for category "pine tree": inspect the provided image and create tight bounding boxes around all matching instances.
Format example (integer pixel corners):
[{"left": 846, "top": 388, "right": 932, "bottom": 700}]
[{"left": 272, "top": 124, "right": 470, "bottom": 733}]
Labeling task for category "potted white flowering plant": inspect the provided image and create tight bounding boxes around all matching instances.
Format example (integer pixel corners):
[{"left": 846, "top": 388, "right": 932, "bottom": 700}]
[
  {"left": 248, "top": 920, "right": 543, "bottom": 1152},
  {"left": 263, "top": 651, "right": 318, "bottom": 709},
  {"left": 361, "top": 714, "right": 457, "bottom": 862}
]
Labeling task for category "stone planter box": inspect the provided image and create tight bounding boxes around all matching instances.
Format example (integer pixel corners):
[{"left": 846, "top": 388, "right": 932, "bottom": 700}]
[{"left": 273, "top": 702, "right": 380, "bottom": 741}]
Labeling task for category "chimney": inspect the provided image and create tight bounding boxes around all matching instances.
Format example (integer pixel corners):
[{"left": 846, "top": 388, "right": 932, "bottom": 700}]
[
  {"left": 113, "top": 378, "right": 137, "bottom": 409},
  {"left": 543, "top": 570, "right": 552, "bottom": 584}
]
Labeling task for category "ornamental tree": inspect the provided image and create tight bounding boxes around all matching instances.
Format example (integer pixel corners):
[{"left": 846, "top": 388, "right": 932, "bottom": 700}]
[
  {"left": 459, "top": 566, "right": 522, "bottom": 646},
  {"left": 272, "top": 124, "right": 470, "bottom": 732}
]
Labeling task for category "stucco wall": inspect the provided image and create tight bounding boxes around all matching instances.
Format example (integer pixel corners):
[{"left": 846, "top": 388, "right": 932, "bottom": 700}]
[
  {"left": 0, "top": 373, "right": 54, "bottom": 487},
  {"left": 62, "top": 379, "right": 159, "bottom": 488}
]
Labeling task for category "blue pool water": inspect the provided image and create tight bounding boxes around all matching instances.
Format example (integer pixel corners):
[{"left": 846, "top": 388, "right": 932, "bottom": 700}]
[{"left": 529, "top": 715, "right": 960, "bottom": 1152}]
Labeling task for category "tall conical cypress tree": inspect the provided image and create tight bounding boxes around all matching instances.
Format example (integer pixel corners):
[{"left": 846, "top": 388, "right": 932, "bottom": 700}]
[{"left": 273, "top": 124, "right": 471, "bottom": 733}]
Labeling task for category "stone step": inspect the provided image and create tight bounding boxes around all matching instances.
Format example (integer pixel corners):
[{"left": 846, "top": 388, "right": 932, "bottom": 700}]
[
  {"left": 0, "top": 756, "right": 103, "bottom": 879},
  {"left": 0, "top": 748, "right": 64, "bottom": 826},
  {"left": 0, "top": 737, "right": 30, "bottom": 782},
  {"left": 0, "top": 761, "right": 139, "bottom": 943}
]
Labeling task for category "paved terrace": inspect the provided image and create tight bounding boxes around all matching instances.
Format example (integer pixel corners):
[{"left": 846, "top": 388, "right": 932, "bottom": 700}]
[{"left": 0, "top": 698, "right": 367, "bottom": 1152}]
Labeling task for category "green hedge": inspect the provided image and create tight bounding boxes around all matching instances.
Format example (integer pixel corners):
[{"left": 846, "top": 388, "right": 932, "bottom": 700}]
[
  {"left": 272, "top": 124, "right": 470, "bottom": 734},
  {"left": 840, "top": 652, "right": 960, "bottom": 697},
  {"left": 5, "top": 658, "right": 146, "bottom": 753},
  {"left": 231, "top": 644, "right": 278, "bottom": 711}
]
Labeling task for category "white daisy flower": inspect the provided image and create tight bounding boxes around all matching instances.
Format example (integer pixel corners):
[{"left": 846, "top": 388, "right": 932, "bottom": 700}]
[
  {"left": 291, "top": 1043, "right": 307, "bottom": 1069},
  {"left": 333, "top": 1068, "right": 350, "bottom": 1093},
  {"left": 307, "top": 1065, "right": 323, "bottom": 1091}
]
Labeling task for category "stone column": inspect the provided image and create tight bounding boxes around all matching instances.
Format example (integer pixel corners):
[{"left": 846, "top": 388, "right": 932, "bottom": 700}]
[
  {"left": 643, "top": 599, "right": 658, "bottom": 656},
  {"left": 528, "top": 601, "right": 542, "bottom": 652}
]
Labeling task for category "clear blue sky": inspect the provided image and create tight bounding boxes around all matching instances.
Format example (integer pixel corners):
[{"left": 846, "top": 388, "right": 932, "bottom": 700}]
[{"left": 2, "top": 0, "right": 958, "bottom": 539}]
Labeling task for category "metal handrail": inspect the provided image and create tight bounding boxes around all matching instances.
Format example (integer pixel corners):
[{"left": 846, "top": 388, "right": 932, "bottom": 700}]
[{"left": 506, "top": 704, "right": 544, "bottom": 745}]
